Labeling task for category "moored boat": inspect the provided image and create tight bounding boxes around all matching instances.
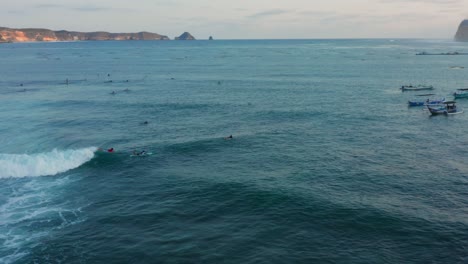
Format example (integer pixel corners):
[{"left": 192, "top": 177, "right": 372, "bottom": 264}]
[
  {"left": 453, "top": 88, "right": 468, "bottom": 99},
  {"left": 401, "top": 85, "right": 434, "bottom": 91},
  {"left": 427, "top": 101, "right": 463, "bottom": 115},
  {"left": 408, "top": 94, "right": 445, "bottom": 107}
]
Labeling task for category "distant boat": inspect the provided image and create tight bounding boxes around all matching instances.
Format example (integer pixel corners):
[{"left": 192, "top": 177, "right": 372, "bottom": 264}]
[
  {"left": 401, "top": 85, "right": 434, "bottom": 91},
  {"left": 408, "top": 94, "right": 445, "bottom": 107},
  {"left": 453, "top": 88, "right": 468, "bottom": 99},
  {"left": 427, "top": 101, "right": 463, "bottom": 115},
  {"left": 416, "top": 51, "right": 468, "bottom": 56}
]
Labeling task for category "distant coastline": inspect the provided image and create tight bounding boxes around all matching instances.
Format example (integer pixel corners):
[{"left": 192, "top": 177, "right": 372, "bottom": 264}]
[{"left": 0, "top": 27, "right": 197, "bottom": 43}]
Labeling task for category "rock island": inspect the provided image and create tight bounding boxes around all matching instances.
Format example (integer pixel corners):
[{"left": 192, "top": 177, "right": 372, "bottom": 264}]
[{"left": 455, "top": 20, "right": 468, "bottom": 42}]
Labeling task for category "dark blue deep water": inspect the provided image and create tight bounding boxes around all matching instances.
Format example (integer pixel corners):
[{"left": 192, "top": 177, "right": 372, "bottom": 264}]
[{"left": 1, "top": 39, "right": 468, "bottom": 263}]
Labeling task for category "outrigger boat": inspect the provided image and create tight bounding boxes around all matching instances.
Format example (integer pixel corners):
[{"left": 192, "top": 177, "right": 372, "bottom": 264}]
[
  {"left": 408, "top": 94, "right": 445, "bottom": 107},
  {"left": 453, "top": 88, "right": 468, "bottom": 99},
  {"left": 400, "top": 85, "right": 434, "bottom": 91},
  {"left": 427, "top": 101, "right": 463, "bottom": 115}
]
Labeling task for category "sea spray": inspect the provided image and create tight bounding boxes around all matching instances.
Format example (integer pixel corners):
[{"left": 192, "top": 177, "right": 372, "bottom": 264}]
[{"left": 0, "top": 147, "right": 97, "bottom": 178}]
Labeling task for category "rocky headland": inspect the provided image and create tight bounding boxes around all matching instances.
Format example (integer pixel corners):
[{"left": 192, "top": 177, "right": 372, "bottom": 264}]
[
  {"left": 455, "top": 20, "right": 468, "bottom": 42},
  {"left": 0, "top": 27, "right": 170, "bottom": 43}
]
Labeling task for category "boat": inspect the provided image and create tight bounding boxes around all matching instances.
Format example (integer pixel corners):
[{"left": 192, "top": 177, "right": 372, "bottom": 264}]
[
  {"left": 408, "top": 94, "right": 445, "bottom": 107},
  {"left": 453, "top": 88, "right": 468, "bottom": 99},
  {"left": 400, "top": 85, "right": 434, "bottom": 91},
  {"left": 427, "top": 101, "right": 463, "bottom": 115}
]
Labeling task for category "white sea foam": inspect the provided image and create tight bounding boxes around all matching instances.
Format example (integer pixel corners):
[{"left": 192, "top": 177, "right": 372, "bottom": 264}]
[
  {"left": 0, "top": 173, "right": 89, "bottom": 263},
  {"left": 0, "top": 147, "right": 97, "bottom": 178}
]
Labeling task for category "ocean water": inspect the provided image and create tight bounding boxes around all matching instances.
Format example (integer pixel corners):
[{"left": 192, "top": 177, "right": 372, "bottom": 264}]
[{"left": 1, "top": 39, "right": 468, "bottom": 263}]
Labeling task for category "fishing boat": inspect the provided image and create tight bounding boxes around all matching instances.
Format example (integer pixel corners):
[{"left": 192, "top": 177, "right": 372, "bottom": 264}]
[
  {"left": 453, "top": 88, "right": 468, "bottom": 99},
  {"left": 427, "top": 101, "right": 463, "bottom": 115},
  {"left": 400, "top": 85, "right": 434, "bottom": 91},
  {"left": 408, "top": 94, "right": 445, "bottom": 107}
]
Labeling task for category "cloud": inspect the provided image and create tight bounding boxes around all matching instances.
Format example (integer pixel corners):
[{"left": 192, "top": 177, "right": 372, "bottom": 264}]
[
  {"left": 246, "top": 9, "right": 290, "bottom": 19},
  {"left": 380, "top": 0, "right": 462, "bottom": 4},
  {"left": 7, "top": 10, "right": 24, "bottom": 15},
  {"left": 298, "top": 11, "right": 335, "bottom": 17},
  {"left": 71, "top": 7, "right": 110, "bottom": 12},
  {"left": 32, "top": 4, "right": 131, "bottom": 13},
  {"left": 34, "top": 4, "right": 63, "bottom": 9}
]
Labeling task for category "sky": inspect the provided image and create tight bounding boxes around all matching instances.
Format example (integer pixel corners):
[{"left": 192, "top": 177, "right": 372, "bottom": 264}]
[{"left": 2, "top": 0, "right": 468, "bottom": 39}]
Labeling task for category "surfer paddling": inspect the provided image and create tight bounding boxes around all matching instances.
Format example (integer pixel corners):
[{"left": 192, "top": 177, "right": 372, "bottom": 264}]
[
  {"left": 132, "top": 150, "right": 147, "bottom": 156},
  {"left": 98, "top": 148, "right": 114, "bottom": 153}
]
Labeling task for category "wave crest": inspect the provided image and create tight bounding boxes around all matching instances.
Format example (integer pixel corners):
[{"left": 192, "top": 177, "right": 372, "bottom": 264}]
[{"left": 0, "top": 147, "right": 97, "bottom": 178}]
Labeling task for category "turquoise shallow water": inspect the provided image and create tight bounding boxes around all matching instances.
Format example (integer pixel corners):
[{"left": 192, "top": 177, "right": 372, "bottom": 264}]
[{"left": 0, "top": 39, "right": 468, "bottom": 263}]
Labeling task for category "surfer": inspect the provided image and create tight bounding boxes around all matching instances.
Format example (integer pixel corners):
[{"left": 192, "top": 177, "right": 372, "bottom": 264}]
[
  {"left": 98, "top": 147, "right": 114, "bottom": 152},
  {"left": 111, "top": 91, "right": 116, "bottom": 95},
  {"left": 224, "top": 135, "right": 233, "bottom": 140},
  {"left": 143, "top": 121, "right": 149, "bottom": 125},
  {"left": 133, "top": 150, "right": 146, "bottom": 156}
]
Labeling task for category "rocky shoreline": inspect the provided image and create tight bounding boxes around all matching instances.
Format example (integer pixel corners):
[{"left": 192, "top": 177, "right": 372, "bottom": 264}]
[{"left": 0, "top": 27, "right": 198, "bottom": 43}]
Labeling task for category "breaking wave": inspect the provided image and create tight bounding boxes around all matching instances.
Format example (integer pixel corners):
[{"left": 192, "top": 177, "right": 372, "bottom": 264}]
[{"left": 0, "top": 147, "right": 97, "bottom": 178}]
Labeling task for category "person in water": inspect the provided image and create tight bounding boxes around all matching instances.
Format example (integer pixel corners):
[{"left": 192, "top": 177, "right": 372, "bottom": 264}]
[
  {"left": 133, "top": 150, "right": 146, "bottom": 156},
  {"left": 224, "top": 135, "right": 233, "bottom": 140},
  {"left": 107, "top": 148, "right": 114, "bottom": 153},
  {"left": 143, "top": 121, "right": 149, "bottom": 125}
]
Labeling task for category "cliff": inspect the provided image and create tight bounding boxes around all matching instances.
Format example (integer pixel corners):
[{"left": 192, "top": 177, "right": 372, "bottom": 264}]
[
  {"left": 175, "top": 32, "right": 195, "bottom": 40},
  {"left": 0, "top": 27, "right": 170, "bottom": 42},
  {"left": 455, "top": 20, "right": 468, "bottom": 42}
]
